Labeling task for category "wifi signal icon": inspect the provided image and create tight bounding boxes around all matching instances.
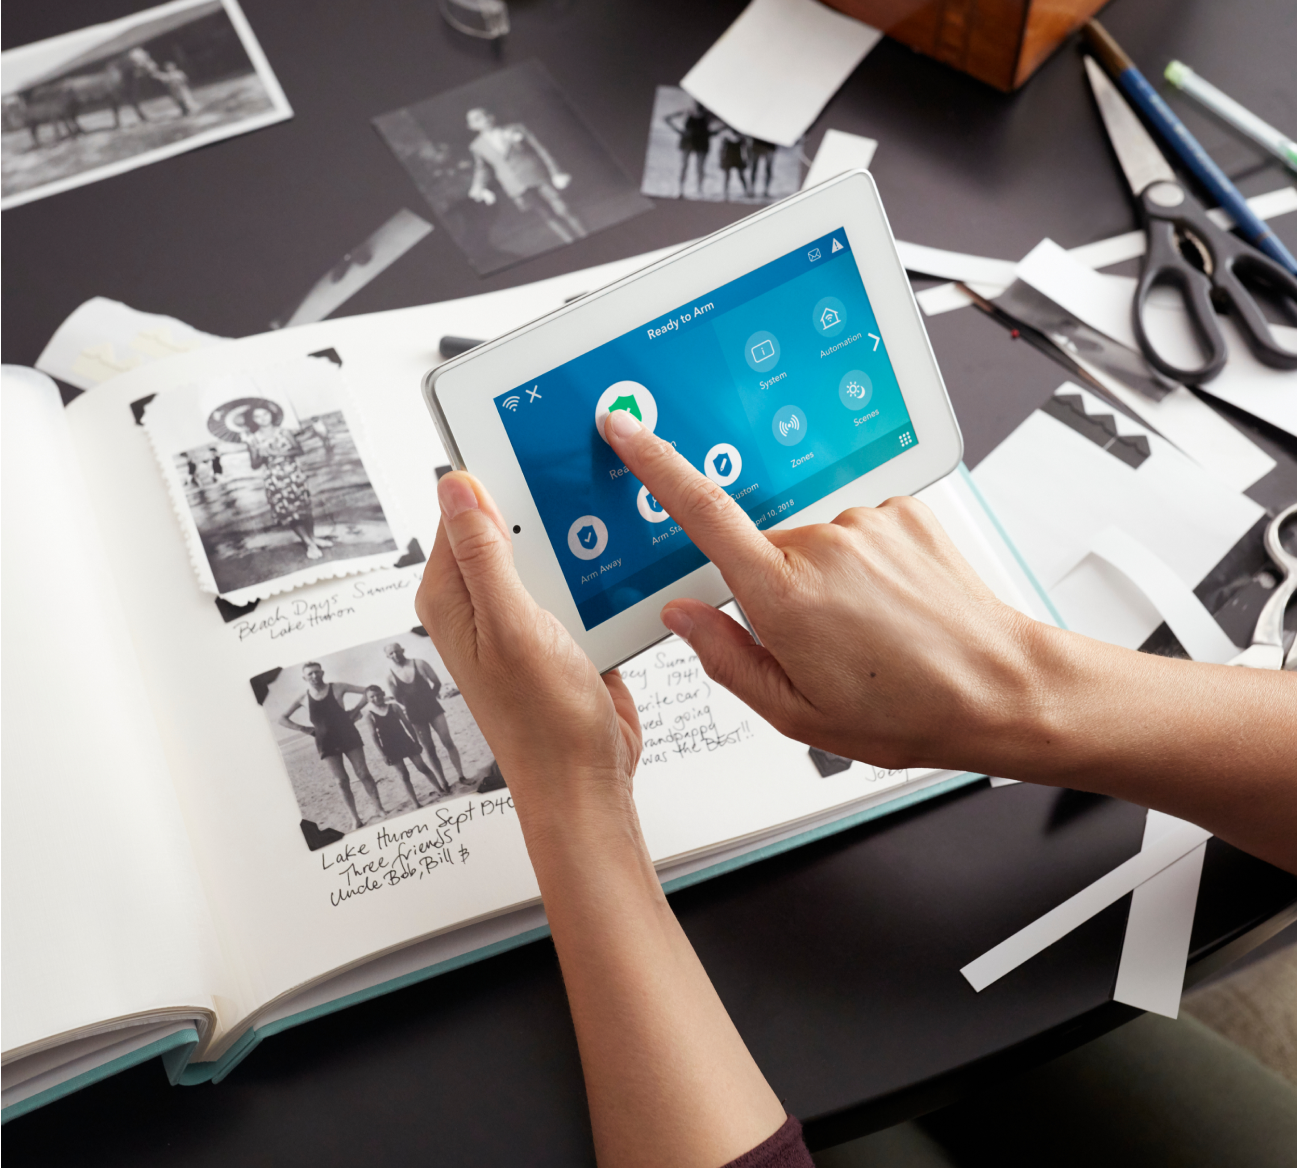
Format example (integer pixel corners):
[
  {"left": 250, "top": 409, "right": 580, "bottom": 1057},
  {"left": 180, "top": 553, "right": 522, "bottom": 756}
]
[
  {"left": 502, "top": 395, "right": 521, "bottom": 411},
  {"left": 778, "top": 415, "right": 800, "bottom": 439}
]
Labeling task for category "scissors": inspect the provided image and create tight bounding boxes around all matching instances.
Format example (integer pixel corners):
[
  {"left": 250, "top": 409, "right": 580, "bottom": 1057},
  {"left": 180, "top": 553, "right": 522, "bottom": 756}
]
[
  {"left": 1084, "top": 57, "right": 1297, "bottom": 385},
  {"left": 1229, "top": 503, "right": 1297, "bottom": 671}
]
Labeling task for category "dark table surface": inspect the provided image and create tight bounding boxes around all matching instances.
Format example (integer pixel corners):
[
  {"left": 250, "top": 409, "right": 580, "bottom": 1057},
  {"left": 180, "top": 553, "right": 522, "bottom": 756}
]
[{"left": 4, "top": 0, "right": 1296, "bottom": 1163}]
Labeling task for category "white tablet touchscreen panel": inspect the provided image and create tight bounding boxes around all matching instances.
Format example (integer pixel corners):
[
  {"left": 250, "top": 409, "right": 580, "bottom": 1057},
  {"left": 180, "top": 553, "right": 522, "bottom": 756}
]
[
  {"left": 500, "top": 229, "right": 919, "bottom": 630},
  {"left": 428, "top": 172, "right": 961, "bottom": 667}
]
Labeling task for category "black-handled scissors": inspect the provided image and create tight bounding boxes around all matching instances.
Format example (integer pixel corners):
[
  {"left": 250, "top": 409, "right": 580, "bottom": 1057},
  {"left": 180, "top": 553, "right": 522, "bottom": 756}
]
[{"left": 1084, "top": 57, "right": 1297, "bottom": 384}]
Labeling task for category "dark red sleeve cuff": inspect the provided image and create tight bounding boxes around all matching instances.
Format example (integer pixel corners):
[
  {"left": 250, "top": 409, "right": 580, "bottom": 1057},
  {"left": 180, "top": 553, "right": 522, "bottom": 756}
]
[{"left": 722, "top": 1115, "right": 814, "bottom": 1168}]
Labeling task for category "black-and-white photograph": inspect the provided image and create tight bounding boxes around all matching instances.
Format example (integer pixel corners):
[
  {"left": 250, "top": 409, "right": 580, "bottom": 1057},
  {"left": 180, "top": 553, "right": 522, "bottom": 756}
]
[
  {"left": 1, "top": 0, "right": 291, "bottom": 210},
  {"left": 253, "top": 631, "right": 501, "bottom": 849},
  {"left": 374, "top": 59, "right": 652, "bottom": 275},
  {"left": 143, "top": 356, "right": 401, "bottom": 602},
  {"left": 640, "top": 86, "right": 802, "bottom": 204}
]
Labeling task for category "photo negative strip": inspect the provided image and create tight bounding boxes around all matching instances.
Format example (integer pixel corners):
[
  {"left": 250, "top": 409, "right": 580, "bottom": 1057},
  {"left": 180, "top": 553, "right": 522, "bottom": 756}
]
[
  {"left": 640, "top": 86, "right": 801, "bottom": 205},
  {"left": 374, "top": 59, "right": 651, "bottom": 275},
  {"left": 252, "top": 630, "right": 502, "bottom": 849},
  {"left": 2, "top": 0, "right": 291, "bottom": 210},
  {"left": 143, "top": 354, "right": 402, "bottom": 604}
]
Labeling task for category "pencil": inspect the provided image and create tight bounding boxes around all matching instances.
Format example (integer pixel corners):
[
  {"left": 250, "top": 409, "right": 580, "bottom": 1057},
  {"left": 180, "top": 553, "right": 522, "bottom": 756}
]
[{"left": 1164, "top": 60, "right": 1297, "bottom": 174}]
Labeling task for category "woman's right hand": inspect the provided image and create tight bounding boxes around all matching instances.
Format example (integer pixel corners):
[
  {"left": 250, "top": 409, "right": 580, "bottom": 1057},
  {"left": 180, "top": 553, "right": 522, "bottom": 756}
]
[{"left": 602, "top": 410, "right": 1055, "bottom": 776}]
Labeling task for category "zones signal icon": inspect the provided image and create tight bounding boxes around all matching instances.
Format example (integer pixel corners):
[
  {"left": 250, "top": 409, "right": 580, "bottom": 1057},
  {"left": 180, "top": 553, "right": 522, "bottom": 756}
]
[
  {"left": 778, "top": 414, "right": 800, "bottom": 439},
  {"left": 502, "top": 395, "right": 521, "bottom": 411}
]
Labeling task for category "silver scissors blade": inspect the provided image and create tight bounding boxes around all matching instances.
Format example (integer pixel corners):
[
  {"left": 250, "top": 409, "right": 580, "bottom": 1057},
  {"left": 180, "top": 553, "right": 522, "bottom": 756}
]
[{"left": 1084, "top": 56, "right": 1176, "bottom": 196}]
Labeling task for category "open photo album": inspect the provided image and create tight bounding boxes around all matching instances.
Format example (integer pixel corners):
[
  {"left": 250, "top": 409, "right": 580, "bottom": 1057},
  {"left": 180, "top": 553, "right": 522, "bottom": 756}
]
[{"left": 1, "top": 251, "right": 1060, "bottom": 1121}]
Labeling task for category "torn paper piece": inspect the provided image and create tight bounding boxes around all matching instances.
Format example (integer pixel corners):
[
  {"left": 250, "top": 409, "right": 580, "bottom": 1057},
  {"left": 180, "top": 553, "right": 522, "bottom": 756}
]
[
  {"left": 961, "top": 816, "right": 1212, "bottom": 992},
  {"left": 681, "top": 0, "right": 882, "bottom": 148},
  {"left": 276, "top": 209, "right": 433, "bottom": 328},
  {"left": 1113, "top": 811, "right": 1207, "bottom": 1019},
  {"left": 142, "top": 355, "right": 405, "bottom": 605},
  {"left": 1013, "top": 240, "right": 1277, "bottom": 490},
  {"left": 894, "top": 242, "right": 1017, "bottom": 287},
  {"left": 1089, "top": 528, "right": 1239, "bottom": 664},
  {"left": 36, "top": 298, "right": 226, "bottom": 392},
  {"left": 972, "top": 384, "right": 1263, "bottom": 652},
  {"left": 802, "top": 129, "right": 877, "bottom": 189}
]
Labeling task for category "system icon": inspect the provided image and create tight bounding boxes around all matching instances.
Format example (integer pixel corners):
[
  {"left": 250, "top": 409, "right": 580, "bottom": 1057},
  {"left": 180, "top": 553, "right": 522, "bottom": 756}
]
[
  {"left": 704, "top": 442, "right": 742, "bottom": 486},
  {"left": 743, "top": 329, "right": 781, "bottom": 373},
  {"left": 567, "top": 514, "right": 609, "bottom": 560},
  {"left": 502, "top": 395, "right": 521, "bottom": 411},
  {"left": 636, "top": 485, "right": 671, "bottom": 523},
  {"left": 594, "top": 382, "right": 658, "bottom": 443},
  {"left": 771, "top": 405, "right": 808, "bottom": 446}
]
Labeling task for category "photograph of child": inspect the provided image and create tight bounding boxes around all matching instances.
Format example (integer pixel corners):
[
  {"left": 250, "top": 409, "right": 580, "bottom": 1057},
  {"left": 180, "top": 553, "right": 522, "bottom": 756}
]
[
  {"left": 374, "top": 59, "right": 652, "bottom": 275},
  {"left": 253, "top": 630, "right": 500, "bottom": 849},
  {"left": 143, "top": 354, "right": 400, "bottom": 602}
]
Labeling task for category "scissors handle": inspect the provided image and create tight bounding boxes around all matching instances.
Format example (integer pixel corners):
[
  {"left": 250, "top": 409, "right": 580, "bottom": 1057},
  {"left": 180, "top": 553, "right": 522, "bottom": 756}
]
[{"left": 1134, "top": 182, "right": 1297, "bottom": 383}]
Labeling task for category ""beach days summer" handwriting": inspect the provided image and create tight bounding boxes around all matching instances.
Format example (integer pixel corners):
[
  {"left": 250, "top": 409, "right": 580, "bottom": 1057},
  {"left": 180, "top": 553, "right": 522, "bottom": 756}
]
[{"left": 233, "top": 569, "right": 421, "bottom": 644}]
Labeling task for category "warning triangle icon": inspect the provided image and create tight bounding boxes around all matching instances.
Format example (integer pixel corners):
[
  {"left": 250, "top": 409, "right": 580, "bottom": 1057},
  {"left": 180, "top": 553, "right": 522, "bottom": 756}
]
[{"left": 831, "top": 237, "right": 843, "bottom": 253}]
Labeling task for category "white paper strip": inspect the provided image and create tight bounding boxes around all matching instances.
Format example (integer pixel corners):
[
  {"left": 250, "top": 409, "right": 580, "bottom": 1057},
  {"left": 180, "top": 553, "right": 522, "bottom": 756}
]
[
  {"left": 962, "top": 817, "right": 1212, "bottom": 992},
  {"left": 1089, "top": 528, "right": 1238, "bottom": 663},
  {"left": 680, "top": 0, "right": 882, "bottom": 147},
  {"left": 1113, "top": 811, "right": 1207, "bottom": 1018},
  {"left": 895, "top": 242, "right": 1018, "bottom": 286},
  {"left": 802, "top": 129, "right": 878, "bottom": 189},
  {"left": 916, "top": 186, "right": 1297, "bottom": 316}
]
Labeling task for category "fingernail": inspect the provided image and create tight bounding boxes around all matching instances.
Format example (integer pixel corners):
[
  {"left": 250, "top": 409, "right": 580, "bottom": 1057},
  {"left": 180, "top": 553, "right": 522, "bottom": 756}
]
[
  {"left": 661, "top": 607, "right": 693, "bottom": 643},
  {"left": 607, "top": 409, "right": 641, "bottom": 439},
  {"left": 438, "top": 474, "right": 479, "bottom": 520}
]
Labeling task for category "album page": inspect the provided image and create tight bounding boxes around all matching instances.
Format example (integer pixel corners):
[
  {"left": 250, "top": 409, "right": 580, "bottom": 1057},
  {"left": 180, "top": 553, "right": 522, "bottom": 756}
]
[
  {"left": 1, "top": 368, "right": 226, "bottom": 1071},
  {"left": 57, "top": 283, "right": 978, "bottom": 1060}
]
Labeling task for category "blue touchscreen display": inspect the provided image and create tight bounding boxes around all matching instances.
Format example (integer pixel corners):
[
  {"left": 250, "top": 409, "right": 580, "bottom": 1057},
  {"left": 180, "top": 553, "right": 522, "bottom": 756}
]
[{"left": 495, "top": 229, "right": 917, "bottom": 630}]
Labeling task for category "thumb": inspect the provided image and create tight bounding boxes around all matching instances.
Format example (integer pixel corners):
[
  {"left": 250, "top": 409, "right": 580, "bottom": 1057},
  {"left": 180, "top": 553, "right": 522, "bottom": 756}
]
[
  {"left": 660, "top": 600, "right": 810, "bottom": 732},
  {"left": 437, "top": 472, "right": 529, "bottom": 629}
]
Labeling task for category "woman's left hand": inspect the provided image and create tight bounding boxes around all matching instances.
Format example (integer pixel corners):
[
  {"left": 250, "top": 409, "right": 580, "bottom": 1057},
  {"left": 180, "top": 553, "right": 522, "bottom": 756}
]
[{"left": 415, "top": 472, "right": 642, "bottom": 818}]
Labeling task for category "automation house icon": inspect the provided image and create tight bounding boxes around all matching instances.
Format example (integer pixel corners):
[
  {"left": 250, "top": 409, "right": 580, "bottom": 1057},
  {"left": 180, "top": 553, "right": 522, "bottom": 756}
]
[{"left": 818, "top": 305, "right": 841, "bottom": 330}]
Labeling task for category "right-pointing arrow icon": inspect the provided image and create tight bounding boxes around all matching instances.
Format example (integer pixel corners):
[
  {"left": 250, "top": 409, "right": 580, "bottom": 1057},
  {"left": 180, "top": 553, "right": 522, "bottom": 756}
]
[{"left": 868, "top": 333, "right": 880, "bottom": 351}]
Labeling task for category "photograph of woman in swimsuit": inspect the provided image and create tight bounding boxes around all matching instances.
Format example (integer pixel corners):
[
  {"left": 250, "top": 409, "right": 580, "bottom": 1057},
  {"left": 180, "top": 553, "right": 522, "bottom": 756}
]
[
  {"left": 255, "top": 630, "right": 498, "bottom": 848},
  {"left": 148, "top": 358, "right": 399, "bottom": 597}
]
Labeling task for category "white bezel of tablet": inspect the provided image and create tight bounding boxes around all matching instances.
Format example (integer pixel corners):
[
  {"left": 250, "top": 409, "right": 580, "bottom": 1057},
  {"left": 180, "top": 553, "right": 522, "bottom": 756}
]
[{"left": 424, "top": 169, "right": 962, "bottom": 672}]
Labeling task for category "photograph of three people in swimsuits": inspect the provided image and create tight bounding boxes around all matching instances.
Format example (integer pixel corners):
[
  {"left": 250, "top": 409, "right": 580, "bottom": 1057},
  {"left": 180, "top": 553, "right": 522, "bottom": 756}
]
[{"left": 253, "top": 630, "right": 499, "bottom": 849}]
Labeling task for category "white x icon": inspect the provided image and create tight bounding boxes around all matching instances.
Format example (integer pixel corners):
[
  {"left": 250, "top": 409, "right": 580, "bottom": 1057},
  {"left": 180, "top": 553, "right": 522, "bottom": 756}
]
[{"left": 526, "top": 385, "right": 542, "bottom": 402}]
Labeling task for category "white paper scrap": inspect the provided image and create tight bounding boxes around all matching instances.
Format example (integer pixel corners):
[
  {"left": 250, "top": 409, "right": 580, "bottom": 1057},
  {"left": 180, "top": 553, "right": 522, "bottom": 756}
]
[
  {"left": 1014, "top": 240, "right": 1277, "bottom": 490},
  {"left": 916, "top": 186, "right": 1297, "bottom": 316},
  {"left": 973, "top": 384, "right": 1263, "bottom": 652},
  {"left": 1113, "top": 811, "right": 1208, "bottom": 1019},
  {"left": 681, "top": 0, "right": 882, "bottom": 148},
  {"left": 36, "top": 298, "right": 226, "bottom": 392},
  {"left": 1089, "top": 528, "right": 1238, "bottom": 663},
  {"left": 802, "top": 129, "right": 878, "bottom": 189},
  {"left": 961, "top": 817, "right": 1212, "bottom": 992},
  {"left": 894, "top": 242, "right": 1018, "bottom": 286}
]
